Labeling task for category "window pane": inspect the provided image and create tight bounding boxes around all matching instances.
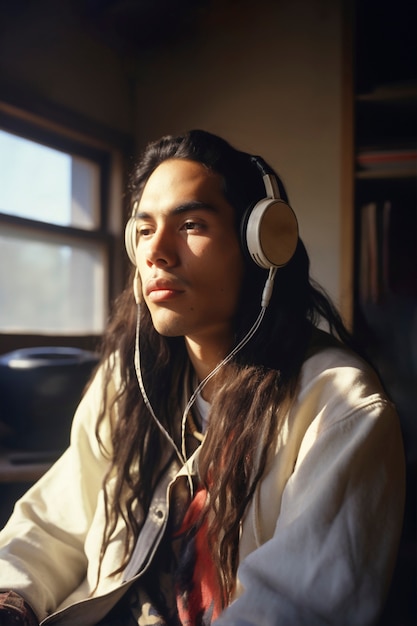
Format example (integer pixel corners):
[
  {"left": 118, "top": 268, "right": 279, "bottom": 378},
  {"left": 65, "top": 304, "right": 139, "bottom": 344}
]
[
  {"left": 0, "top": 226, "right": 107, "bottom": 334},
  {"left": 0, "top": 130, "right": 100, "bottom": 229}
]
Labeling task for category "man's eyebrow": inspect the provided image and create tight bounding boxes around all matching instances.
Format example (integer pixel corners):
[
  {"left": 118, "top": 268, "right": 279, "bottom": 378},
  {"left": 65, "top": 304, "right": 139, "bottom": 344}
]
[{"left": 134, "top": 201, "right": 218, "bottom": 219}]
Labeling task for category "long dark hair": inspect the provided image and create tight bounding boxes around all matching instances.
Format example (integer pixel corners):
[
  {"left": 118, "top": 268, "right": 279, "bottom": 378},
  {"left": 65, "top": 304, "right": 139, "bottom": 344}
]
[{"left": 95, "top": 130, "right": 355, "bottom": 602}]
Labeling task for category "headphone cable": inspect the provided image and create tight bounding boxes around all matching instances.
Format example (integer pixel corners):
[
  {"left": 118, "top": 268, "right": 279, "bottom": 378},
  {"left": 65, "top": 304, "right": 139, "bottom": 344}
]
[{"left": 133, "top": 267, "right": 276, "bottom": 491}]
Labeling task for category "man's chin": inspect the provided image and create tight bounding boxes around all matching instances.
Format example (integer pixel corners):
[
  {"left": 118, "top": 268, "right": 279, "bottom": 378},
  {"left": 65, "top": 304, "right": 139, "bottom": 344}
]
[
  {"left": 151, "top": 316, "right": 186, "bottom": 338},
  {"left": 156, "top": 328, "right": 182, "bottom": 338}
]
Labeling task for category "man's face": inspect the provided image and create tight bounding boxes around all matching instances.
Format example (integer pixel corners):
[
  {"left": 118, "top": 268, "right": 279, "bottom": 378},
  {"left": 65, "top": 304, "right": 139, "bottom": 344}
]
[{"left": 134, "top": 158, "right": 245, "bottom": 351}]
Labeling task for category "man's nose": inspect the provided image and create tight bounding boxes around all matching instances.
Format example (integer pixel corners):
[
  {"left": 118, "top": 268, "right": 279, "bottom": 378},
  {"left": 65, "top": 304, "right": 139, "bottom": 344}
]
[{"left": 145, "top": 226, "right": 178, "bottom": 268}]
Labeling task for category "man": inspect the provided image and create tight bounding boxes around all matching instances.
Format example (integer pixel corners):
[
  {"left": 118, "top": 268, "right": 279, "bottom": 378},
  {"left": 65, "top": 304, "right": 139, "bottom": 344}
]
[{"left": 0, "top": 130, "right": 405, "bottom": 625}]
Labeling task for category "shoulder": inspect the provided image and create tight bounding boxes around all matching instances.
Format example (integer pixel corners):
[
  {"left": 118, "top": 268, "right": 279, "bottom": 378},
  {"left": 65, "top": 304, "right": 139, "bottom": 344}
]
[
  {"left": 299, "top": 329, "right": 387, "bottom": 412},
  {"left": 288, "top": 331, "right": 402, "bottom": 464}
]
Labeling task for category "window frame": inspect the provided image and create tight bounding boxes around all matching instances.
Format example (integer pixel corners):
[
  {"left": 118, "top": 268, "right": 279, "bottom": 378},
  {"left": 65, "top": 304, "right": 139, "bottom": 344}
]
[{"left": 0, "top": 96, "right": 131, "bottom": 354}]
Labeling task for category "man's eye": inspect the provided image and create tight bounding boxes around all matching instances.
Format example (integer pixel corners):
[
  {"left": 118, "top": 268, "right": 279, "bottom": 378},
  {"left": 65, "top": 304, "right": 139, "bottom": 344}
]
[
  {"left": 183, "top": 221, "right": 204, "bottom": 232},
  {"left": 136, "top": 224, "right": 153, "bottom": 237}
]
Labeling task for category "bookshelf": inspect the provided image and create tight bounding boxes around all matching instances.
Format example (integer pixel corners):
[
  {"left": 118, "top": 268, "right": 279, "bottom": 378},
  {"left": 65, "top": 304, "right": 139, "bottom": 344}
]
[
  {"left": 352, "top": 1, "right": 416, "bottom": 623},
  {"left": 353, "top": 0, "right": 417, "bottom": 460}
]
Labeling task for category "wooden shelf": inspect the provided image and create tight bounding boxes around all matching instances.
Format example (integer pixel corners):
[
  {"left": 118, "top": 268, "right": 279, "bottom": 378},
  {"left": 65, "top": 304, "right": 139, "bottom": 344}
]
[
  {"left": 356, "top": 83, "right": 417, "bottom": 103},
  {"left": 356, "top": 168, "right": 417, "bottom": 180}
]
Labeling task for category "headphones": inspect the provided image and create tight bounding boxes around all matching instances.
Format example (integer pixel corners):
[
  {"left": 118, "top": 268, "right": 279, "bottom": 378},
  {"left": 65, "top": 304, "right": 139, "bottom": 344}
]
[
  {"left": 242, "top": 156, "right": 298, "bottom": 269},
  {"left": 124, "top": 155, "right": 298, "bottom": 277}
]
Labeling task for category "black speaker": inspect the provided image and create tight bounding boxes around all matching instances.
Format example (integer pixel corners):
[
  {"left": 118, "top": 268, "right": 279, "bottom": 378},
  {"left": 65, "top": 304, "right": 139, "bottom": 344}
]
[{"left": 0, "top": 347, "right": 99, "bottom": 452}]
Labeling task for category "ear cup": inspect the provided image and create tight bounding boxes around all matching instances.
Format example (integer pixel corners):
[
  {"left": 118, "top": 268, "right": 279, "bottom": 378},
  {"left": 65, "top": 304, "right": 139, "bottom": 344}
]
[
  {"left": 125, "top": 221, "right": 141, "bottom": 303},
  {"left": 245, "top": 197, "right": 298, "bottom": 269},
  {"left": 133, "top": 268, "right": 141, "bottom": 304},
  {"left": 125, "top": 216, "right": 137, "bottom": 266},
  {"left": 242, "top": 159, "right": 299, "bottom": 269}
]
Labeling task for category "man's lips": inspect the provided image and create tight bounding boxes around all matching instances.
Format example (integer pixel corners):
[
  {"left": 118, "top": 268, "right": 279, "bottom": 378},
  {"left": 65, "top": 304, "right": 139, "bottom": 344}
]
[{"left": 145, "top": 278, "right": 186, "bottom": 302}]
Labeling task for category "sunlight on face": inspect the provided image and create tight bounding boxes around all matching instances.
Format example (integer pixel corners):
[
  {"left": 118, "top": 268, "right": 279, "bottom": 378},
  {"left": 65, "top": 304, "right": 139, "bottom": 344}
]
[{"left": 134, "top": 159, "right": 245, "bottom": 351}]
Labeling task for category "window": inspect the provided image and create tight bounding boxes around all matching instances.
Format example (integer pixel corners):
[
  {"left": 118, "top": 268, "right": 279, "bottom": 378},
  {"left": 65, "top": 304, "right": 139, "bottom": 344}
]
[{"left": 0, "top": 105, "right": 125, "bottom": 342}]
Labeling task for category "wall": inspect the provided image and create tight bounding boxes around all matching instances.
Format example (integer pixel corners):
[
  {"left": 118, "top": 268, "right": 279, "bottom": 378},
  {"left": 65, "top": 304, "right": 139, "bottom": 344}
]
[
  {"left": 0, "top": 0, "right": 134, "bottom": 135},
  {"left": 134, "top": 0, "right": 347, "bottom": 313}
]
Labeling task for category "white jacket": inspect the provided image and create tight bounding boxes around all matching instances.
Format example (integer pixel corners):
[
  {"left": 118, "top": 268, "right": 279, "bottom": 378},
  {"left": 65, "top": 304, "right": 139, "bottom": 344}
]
[{"left": 0, "top": 340, "right": 405, "bottom": 625}]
